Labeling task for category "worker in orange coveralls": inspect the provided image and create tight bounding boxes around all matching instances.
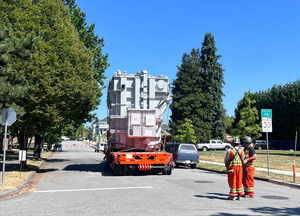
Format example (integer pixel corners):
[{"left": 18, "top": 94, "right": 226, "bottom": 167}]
[
  {"left": 224, "top": 137, "right": 244, "bottom": 200},
  {"left": 242, "top": 136, "right": 257, "bottom": 198}
]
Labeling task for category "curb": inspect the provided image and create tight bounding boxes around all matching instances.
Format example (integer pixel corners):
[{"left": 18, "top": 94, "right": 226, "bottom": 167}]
[
  {"left": 0, "top": 158, "right": 46, "bottom": 199},
  {"left": 197, "top": 167, "right": 300, "bottom": 190}
]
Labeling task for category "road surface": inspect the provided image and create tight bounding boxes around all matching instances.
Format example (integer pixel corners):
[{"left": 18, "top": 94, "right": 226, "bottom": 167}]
[{"left": 0, "top": 140, "right": 299, "bottom": 216}]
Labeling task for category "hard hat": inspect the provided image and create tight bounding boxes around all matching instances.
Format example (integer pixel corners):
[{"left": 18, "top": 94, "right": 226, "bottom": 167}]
[
  {"left": 232, "top": 137, "right": 240, "bottom": 145},
  {"left": 244, "top": 136, "right": 252, "bottom": 144}
]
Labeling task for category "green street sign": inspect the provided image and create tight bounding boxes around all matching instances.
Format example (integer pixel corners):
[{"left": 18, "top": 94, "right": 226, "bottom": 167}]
[{"left": 261, "top": 109, "right": 272, "bottom": 118}]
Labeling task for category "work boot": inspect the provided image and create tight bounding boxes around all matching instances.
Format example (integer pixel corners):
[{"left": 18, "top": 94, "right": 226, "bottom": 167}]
[
  {"left": 242, "top": 194, "right": 250, "bottom": 198},
  {"left": 237, "top": 195, "right": 241, "bottom": 200},
  {"left": 227, "top": 196, "right": 235, "bottom": 200}
]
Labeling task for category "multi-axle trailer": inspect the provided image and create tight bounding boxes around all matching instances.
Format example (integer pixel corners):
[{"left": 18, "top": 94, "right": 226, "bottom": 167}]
[{"left": 106, "top": 70, "right": 173, "bottom": 175}]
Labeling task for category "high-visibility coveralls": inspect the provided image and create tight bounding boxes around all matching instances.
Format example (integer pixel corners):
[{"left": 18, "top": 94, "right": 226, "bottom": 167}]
[
  {"left": 224, "top": 147, "right": 244, "bottom": 198},
  {"left": 243, "top": 146, "right": 256, "bottom": 198}
]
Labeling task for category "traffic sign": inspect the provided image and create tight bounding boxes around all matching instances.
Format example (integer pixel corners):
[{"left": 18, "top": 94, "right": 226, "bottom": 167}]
[
  {"left": 1, "top": 108, "right": 16, "bottom": 188},
  {"left": 262, "top": 117, "right": 272, "bottom": 132},
  {"left": 0, "top": 108, "right": 16, "bottom": 126},
  {"left": 261, "top": 109, "right": 272, "bottom": 118}
]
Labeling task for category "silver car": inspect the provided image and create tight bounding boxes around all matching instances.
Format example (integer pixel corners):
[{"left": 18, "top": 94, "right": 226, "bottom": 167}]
[{"left": 165, "top": 143, "right": 199, "bottom": 168}]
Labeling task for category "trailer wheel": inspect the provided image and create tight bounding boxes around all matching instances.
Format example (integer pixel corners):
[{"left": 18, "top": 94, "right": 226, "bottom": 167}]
[
  {"left": 152, "top": 168, "right": 158, "bottom": 175},
  {"left": 118, "top": 165, "right": 123, "bottom": 176},
  {"left": 123, "top": 165, "right": 128, "bottom": 175},
  {"left": 112, "top": 166, "right": 119, "bottom": 176},
  {"left": 167, "top": 167, "right": 172, "bottom": 175},
  {"left": 132, "top": 166, "right": 138, "bottom": 175},
  {"left": 128, "top": 166, "right": 133, "bottom": 175}
]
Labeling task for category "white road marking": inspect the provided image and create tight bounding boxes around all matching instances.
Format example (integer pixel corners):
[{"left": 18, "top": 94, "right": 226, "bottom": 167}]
[{"left": 34, "top": 186, "right": 153, "bottom": 193}]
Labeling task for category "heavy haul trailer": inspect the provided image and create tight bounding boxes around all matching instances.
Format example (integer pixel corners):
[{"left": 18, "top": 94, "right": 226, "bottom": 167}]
[{"left": 107, "top": 70, "right": 173, "bottom": 175}]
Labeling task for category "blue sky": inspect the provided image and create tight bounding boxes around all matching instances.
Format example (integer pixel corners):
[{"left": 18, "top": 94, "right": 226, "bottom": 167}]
[{"left": 75, "top": 0, "right": 300, "bottom": 122}]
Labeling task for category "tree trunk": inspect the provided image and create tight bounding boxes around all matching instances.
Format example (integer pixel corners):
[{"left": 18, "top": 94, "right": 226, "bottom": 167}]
[
  {"left": 0, "top": 130, "right": 3, "bottom": 154},
  {"left": 18, "top": 131, "right": 28, "bottom": 170},
  {"left": 34, "top": 134, "right": 42, "bottom": 160}
]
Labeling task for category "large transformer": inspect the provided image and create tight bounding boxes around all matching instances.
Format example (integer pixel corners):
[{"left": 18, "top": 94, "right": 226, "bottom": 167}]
[{"left": 106, "top": 70, "right": 173, "bottom": 175}]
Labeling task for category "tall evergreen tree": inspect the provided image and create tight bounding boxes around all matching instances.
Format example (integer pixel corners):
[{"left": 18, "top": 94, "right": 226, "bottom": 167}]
[
  {"left": 199, "top": 33, "right": 226, "bottom": 140},
  {"left": 170, "top": 48, "right": 213, "bottom": 142},
  {"left": 0, "top": 26, "right": 36, "bottom": 113},
  {"left": 0, "top": 26, "right": 37, "bottom": 152}
]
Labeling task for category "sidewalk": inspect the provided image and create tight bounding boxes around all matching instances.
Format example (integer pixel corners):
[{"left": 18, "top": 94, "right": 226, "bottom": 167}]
[
  {"left": 199, "top": 160, "right": 300, "bottom": 176},
  {"left": 0, "top": 150, "right": 51, "bottom": 199}
]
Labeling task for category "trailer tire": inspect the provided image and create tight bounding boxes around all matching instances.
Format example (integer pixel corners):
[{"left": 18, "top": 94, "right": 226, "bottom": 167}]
[
  {"left": 128, "top": 166, "right": 133, "bottom": 175},
  {"left": 167, "top": 167, "right": 172, "bottom": 175},
  {"left": 132, "top": 166, "right": 138, "bottom": 175},
  {"left": 112, "top": 166, "right": 119, "bottom": 176},
  {"left": 118, "top": 165, "right": 123, "bottom": 176}
]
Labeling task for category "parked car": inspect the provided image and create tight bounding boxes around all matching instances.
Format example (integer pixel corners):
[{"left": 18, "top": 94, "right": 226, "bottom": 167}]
[
  {"left": 100, "top": 143, "right": 108, "bottom": 151},
  {"left": 61, "top": 136, "right": 70, "bottom": 141},
  {"left": 196, "top": 140, "right": 231, "bottom": 151},
  {"left": 254, "top": 140, "right": 275, "bottom": 150},
  {"left": 165, "top": 143, "right": 199, "bottom": 168},
  {"left": 95, "top": 142, "right": 108, "bottom": 152},
  {"left": 54, "top": 142, "right": 62, "bottom": 151}
]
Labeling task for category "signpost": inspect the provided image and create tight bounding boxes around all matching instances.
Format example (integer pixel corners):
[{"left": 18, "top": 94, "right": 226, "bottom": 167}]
[
  {"left": 261, "top": 109, "right": 272, "bottom": 175},
  {"left": 293, "top": 131, "right": 298, "bottom": 183},
  {"left": 0, "top": 108, "right": 17, "bottom": 188}
]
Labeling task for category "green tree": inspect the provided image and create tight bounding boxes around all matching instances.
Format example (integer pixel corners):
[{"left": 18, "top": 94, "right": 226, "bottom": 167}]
[
  {"left": 0, "top": 25, "right": 37, "bottom": 152},
  {"left": 170, "top": 48, "right": 212, "bottom": 142},
  {"left": 0, "top": 0, "right": 99, "bottom": 157},
  {"left": 225, "top": 115, "right": 234, "bottom": 134},
  {"left": 170, "top": 33, "right": 226, "bottom": 142},
  {"left": 84, "top": 125, "right": 93, "bottom": 140},
  {"left": 64, "top": 0, "right": 109, "bottom": 105},
  {"left": 252, "top": 80, "right": 300, "bottom": 140},
  {"left": 231, "top": 92, "right": 262, "bottom": 140},
  {"left": 174, "top": 118, "right": 197, "bottom": 144},
  {"left": 199, "top": 33, "right": 226, "bottom": 140}
]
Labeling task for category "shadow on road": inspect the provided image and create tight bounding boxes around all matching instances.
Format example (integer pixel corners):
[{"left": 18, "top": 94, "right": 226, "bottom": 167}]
[
  {"left": 37, "top": 168, "right": 58, "bottom": 173},
  {"left": 211, "top": 207, "right": 300, "bottom": 216},
  {"left": 62, "top": 161, "right": 113, "bottom": 176},
  {"left": 194, "top": 192, "right": 229, "bottom": 200},
  {"left": 45, "top": 158, "right": 70, "bottom": 163}
]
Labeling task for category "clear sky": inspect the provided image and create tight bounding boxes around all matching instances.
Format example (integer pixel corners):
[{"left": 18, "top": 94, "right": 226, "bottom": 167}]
[{"left": 75, "top": 0, "right": 300, "bottom": 123}]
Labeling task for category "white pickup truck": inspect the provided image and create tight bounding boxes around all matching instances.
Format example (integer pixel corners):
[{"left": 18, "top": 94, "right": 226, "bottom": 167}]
[{"left": 196, "top": 140, "right": 231, "bottom": 151}]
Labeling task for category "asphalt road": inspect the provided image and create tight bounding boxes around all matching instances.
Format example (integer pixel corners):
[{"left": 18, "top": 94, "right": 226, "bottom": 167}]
[{"left": 0, "top": 140, "right": 299, "bottom": 216}]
